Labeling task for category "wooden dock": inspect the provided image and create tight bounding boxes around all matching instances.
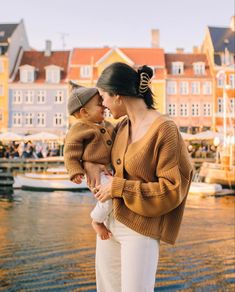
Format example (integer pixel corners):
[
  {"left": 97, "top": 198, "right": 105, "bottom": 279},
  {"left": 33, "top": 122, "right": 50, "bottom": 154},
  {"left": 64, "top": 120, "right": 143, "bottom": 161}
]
[{"left": 0, "top": 157, "right": 64, "bottom": 174}]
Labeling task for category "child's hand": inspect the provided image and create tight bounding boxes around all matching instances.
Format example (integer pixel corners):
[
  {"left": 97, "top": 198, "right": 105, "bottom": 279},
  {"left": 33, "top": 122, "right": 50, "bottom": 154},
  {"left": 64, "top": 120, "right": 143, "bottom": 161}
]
[{"left": 72, "top": 174, "right": 84, "bottom": 184}]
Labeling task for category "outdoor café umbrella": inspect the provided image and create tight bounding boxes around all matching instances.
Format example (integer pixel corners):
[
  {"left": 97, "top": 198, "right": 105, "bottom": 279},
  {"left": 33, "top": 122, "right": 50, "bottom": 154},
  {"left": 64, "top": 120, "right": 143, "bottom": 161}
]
[
  {"left": 180, "top": 132, "right": 195, "bottom": 141},
  {"left": 193, "top": 130, "right": 223, "bottom": 141},
  {"left": 23, "top": 132, "right": 59, "bottom": 141},
  {"left": 0, "top": 132, "right": 23, "bottom": 142}
]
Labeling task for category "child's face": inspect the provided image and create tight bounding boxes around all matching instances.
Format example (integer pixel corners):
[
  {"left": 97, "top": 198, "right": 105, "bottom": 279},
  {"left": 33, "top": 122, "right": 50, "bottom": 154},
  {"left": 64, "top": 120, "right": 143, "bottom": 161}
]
[{"left": 84, "top": 94, "right": 105, "bottom": 123}]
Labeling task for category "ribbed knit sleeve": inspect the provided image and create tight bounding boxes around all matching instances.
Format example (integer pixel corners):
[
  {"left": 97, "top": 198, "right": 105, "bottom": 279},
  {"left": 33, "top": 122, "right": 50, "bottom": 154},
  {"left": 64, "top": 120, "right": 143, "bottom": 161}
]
[
  {"left": 111, "top": 121, "right": 193, "bottom": 217},
  {"left": 64, "top": 123, "right": 96, "bottom": 179}
]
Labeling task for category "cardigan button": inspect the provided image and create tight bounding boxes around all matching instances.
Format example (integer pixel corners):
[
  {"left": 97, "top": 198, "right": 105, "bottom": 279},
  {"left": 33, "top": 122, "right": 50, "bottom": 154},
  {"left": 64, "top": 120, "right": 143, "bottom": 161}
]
[
  {"left": 116, "top": 159, "right": 121, "bottom": 165},
  {"left": 106, "top": 140, "right": 112, "bottom": 146},
  {"left": 100, "top": 128, "right": 106, "bottom": 134}
]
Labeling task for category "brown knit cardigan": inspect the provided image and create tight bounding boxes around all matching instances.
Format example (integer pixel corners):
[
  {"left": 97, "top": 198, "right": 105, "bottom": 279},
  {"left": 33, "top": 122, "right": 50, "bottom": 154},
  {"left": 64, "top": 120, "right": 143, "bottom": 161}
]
[
  {"left": 110, "top": 115, "right": 193, "bottom": 244},
  {"left": 64, "top": 120, "right": 114, "bottom": 179}
]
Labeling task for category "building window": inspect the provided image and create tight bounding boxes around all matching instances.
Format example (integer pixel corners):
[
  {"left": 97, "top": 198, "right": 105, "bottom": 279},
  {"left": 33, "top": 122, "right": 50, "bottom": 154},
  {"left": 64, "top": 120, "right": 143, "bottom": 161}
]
[
  {"left": 217, "top": 77, "right": 224, "bottom": 88},
  {"left": 218, "top": 98, "right": 223, "bottom": 113},
  {"left": 203, "top": 81, "right": 212, "bottom": 95},
  {"left": 104, "top": 109, "right": 113, "bottom": 118},
  {"left": 0, "top": 85, "right": 3, "bottom": 96},
  {"left": 167, "top": 81, "right": 177, "bottom": 95},
  {"left": 0, "top": 60, "right": 3, "bottom": 73},
  {"left": 20, "top": 68, "right": 35, "bottom": 83},
  {"left": 180, "top": 104, "right": 188, "bottom": 116},
  {"left": 193, "top": 62, "right": 205, "bottom": 75},
  {"left": 53, "top": 113, "right": 63, "bottom": 126},
  {"left": 179, "top": 82, "right": 189, "bottom": 95},
  {"left": 229, "top": 74, "right": 235, "bottom": 89},
  {"left": 13, "top": 90, "right": 23, "bottom": 104},
  {"left": 203, "top": 103, "right": 212, "bottom": 116},
  {"left": 0, "top": 108, "right": 3, "bottom": 121},
  {"left": 25, "top": 113, "right": 34, "bottom": 126},
  {"left": 25, "top": 90, "right": 34, "bottom": 104},
  {"left": 54, "top": 91, "right": 64, "bottom": 103},
  {"left": 37, "top": 91, "right": 46, "bottom": 104},
  {"left": 172, "top": 62, "right": 184, "bottom": 75},
  {"left": 80, "top": 66, "right": 92, "bottom": 78},
  {"left": 46, "top": 68, "right": 60, "bottom": 83},
  {"left": 13, "top": 113, "right": 22, "bottom": 127},
  {"left": 167, "top": 104, "right": 177, "bottom": 116},
  {"left": 230, "top": 99, "right": 235, "bottom": 117},
  {"left": 37, "top": 113, "right": 46, "bottom": 127},
  {"left": 192, "top": 104, "right": 200, "bottom": 116},
  {"left": 191, "top": 82, "right": 200, "bottom": 95}
]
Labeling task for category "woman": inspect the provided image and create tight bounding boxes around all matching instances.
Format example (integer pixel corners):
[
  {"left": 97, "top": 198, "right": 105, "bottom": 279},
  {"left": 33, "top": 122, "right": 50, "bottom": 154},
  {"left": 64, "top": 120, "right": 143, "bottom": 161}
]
[{"left": 85, "top": 62, "right": 193, "bottom": 292}]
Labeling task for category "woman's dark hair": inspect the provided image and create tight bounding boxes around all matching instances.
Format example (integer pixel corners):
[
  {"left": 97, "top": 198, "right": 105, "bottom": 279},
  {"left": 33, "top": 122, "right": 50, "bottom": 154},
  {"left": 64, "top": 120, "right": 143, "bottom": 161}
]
[{"left": 96, "top": 62, "right": 155, "bottom": 109}]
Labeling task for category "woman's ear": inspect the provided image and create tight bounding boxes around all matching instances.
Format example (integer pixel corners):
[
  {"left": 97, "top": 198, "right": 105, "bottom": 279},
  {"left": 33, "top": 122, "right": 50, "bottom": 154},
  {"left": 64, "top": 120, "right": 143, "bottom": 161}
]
[{"left": 115, "top": 95, "right": 123, "bottom": 105}]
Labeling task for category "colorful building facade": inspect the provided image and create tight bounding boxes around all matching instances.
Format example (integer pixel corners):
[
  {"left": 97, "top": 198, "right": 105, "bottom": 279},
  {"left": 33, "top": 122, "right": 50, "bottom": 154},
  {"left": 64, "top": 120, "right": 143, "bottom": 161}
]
[
  {"left": 0, "top": 20, "right": 30, "bottom": 132},
  {"left": 165, "top": 53, "right": 214, "bottom": 133},
  {"left": 201, "top": 16, "right": 235, "bottom": 133},
  {"left": 9, "top": 41, "right": 71, "bottom": 135}
]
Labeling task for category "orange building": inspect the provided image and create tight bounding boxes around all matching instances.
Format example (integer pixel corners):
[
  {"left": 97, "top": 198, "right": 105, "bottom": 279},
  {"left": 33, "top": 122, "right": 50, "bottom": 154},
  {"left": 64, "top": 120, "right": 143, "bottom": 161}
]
[{"left": 165, "top": 52, "right": 214, "bottom": 133}]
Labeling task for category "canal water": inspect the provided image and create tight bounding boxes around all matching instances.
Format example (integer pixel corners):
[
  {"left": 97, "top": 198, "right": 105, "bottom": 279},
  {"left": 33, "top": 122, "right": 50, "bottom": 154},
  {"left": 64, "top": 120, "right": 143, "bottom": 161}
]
[{"left": 0, "top": 190, "right": 234, "bottom": 291}]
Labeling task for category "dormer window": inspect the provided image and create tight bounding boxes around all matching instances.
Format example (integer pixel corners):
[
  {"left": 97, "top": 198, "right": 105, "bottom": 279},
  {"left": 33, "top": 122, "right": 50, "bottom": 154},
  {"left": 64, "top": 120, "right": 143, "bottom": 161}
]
[
  {"left": 193, "top": 62, "right": 205, "bottom": 75},
  {"left": 20, "top": 65, "right": 35, "bottom": 83},
  {"left": 172, "top": 62, "right": 184, "bottom": 75},
  {"left": 45, "top": 65, "right": 61, "bottom": 83},
  {"left": 80, "top": 66, "right": 92, "bottom": 78}
]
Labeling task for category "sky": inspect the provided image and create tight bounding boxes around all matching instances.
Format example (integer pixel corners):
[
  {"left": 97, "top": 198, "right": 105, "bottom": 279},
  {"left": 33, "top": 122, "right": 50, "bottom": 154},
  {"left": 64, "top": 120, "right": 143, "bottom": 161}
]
[{"left": 1, "top": 0, "right": 234, "bottom": 52}]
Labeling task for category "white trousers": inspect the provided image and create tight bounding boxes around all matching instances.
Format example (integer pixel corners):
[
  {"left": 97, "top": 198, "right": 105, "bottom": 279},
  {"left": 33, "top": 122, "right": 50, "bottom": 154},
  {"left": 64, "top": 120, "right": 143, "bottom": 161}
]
[
  {"left": 96, "top": 213, "right": 160, "bottom": 292},
  {"left": 90, "top": 174, "right": 112, "bottom": 223}
]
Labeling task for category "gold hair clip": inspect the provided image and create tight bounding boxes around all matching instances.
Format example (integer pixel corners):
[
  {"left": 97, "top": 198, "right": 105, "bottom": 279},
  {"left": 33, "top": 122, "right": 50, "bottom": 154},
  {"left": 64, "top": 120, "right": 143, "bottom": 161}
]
[{"left": 139, "top": 72, "right": 151, "bottom": 94}]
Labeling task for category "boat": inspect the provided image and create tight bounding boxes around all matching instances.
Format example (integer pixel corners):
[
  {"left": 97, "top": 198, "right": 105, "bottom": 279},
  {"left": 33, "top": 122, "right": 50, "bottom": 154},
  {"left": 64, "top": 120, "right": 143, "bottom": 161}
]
[
  {"left": 199, "top": 161, "right": 235, "bottom": 189},
  {"left": 14, "top": 167, "right": 89, "bottom": 191},
  {"left": 189, "top": 181, "right": 223, "bottom": 195}
]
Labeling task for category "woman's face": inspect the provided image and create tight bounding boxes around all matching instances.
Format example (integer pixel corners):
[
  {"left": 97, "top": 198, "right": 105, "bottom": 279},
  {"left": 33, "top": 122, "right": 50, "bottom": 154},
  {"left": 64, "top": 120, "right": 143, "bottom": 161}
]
[{"left": 98, "top": 89, "right": 126, "bottom": 119}]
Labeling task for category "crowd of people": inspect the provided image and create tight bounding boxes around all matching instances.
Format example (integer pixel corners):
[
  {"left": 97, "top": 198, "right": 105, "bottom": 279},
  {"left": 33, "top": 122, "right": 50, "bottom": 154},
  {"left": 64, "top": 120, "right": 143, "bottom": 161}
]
[{"left": 0, "top": 140, "right": 61, "bottom": 159}]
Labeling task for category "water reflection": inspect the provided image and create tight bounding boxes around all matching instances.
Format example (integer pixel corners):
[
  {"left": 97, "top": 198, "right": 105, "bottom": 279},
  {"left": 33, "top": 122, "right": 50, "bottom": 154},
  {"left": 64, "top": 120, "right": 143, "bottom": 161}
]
[{"left": 0, "top": 191, "right": 234, "bottom": 291}]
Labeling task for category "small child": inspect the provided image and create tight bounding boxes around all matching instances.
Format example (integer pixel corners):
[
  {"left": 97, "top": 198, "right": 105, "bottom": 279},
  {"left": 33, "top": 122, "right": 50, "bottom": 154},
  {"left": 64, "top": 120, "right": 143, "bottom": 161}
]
[{"left": 64, "top": 85, "right": 114, "bottom": 240}]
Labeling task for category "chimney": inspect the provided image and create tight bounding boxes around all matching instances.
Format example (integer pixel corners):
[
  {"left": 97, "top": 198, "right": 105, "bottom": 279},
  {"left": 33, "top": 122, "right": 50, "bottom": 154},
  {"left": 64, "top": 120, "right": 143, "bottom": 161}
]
[
  {"left": 176, "top": 48, "right": 184, "bottom": 54},
  {"left": 230, "top": 15, "right": 235, "bottom": 32},
  {"left": 151, "top": 29, "right": 160, "bottom": 48},
  {"left": 192, "top": 46, "right": 199, "bottom": 54},
  {"left": 44, "top": 40, "right": 52, "bottom": 56}
]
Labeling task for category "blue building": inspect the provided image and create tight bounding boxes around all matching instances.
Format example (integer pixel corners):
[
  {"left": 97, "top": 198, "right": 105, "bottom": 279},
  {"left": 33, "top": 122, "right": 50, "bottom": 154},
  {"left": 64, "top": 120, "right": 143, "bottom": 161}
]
[{"left": 9, "top": 41, "right": 71, "bottom": 135}]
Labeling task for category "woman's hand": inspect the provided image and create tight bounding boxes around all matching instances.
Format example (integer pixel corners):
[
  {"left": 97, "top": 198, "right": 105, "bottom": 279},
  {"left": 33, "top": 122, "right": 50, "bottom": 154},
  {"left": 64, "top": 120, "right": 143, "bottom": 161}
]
[
  {"left": 83, "top": 161, "right": 111, "bottom": 190},
  {"left": 94, "top": 176, "right": 113, "bottom": 203}
]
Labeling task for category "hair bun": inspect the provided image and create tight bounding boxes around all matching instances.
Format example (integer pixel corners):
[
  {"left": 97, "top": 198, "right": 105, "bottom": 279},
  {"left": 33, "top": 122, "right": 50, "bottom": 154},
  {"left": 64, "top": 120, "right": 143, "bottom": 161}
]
[
  {"left": 138, "top": 65, "right": 153, "bottom": 79},
  {"left": 138, "top": 65, "right": 153, "bottom": 94}
]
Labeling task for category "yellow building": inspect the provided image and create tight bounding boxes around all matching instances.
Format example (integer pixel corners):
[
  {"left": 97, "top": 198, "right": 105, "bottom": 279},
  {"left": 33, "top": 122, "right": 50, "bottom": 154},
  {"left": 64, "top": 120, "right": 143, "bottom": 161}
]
[
  {"left": 0, "top": 56, "right": 9, "bottom": 131},
  {"left": 68, "top": 47, "right": 166, "bottom": 124}
]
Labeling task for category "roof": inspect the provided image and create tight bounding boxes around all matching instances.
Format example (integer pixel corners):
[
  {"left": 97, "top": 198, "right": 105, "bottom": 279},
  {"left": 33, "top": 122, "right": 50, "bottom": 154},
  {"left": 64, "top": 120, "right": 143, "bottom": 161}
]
[
  {"left": 13, "top": 50, "right": 71, "bottom": 83},
  {"left": 0, "top": 23, "right": 18, "bottom": 43},
  {"left": 69, "top": 47, "right": 165, "bottom": 80},
  {"left": 208, "top": 26, "right": 235, "bottom": 53},
  {"left": 70, "top": 47, "right": 165, "bottom": 66},
  {"left": 165, "top": 53, "right": 212, "bottom": 78}
]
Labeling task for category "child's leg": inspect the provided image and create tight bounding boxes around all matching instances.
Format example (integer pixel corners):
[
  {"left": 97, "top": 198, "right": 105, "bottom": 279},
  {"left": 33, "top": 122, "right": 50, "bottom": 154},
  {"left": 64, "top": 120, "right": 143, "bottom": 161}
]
[{"left": 90, "top": 173, "right": 113, "bottom": 240}]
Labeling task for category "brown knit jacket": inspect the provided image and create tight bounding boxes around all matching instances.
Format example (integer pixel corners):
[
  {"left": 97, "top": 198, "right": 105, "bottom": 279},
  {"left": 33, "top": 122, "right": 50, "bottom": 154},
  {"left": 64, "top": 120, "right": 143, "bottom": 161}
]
[
  {"left": 110, "top": 115, "right": 193, "bottom": 244},
  {"left": 64, "top": 120, "right": 114, "bottom": 179}
]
